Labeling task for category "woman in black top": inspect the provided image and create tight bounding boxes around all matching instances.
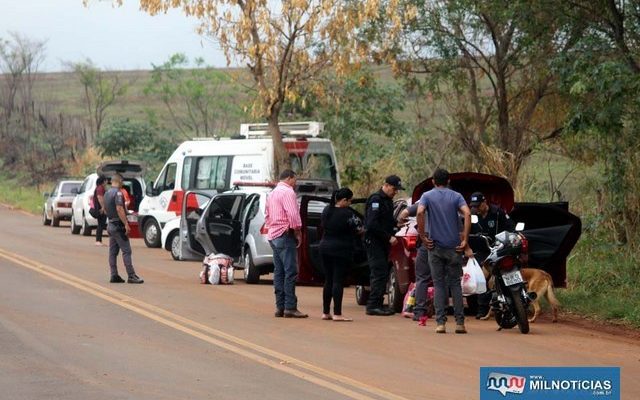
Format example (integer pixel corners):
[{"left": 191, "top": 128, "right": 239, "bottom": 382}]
[{"left": 320, "top": 188, "right": 363, "bottom": 321}]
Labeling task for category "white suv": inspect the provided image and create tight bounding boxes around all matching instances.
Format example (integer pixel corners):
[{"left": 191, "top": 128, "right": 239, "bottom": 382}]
[{"left": 70, "top": 161, "right": 146, "bottom": 236}]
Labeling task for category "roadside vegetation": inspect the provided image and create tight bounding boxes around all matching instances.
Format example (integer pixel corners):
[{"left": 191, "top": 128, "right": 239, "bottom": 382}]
[{"left": 2, "top": 0, "right": 640, "bottom": 328}]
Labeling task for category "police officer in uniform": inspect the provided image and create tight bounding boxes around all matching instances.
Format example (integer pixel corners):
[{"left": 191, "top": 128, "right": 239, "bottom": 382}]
[
  {"left": 364, "top": 175, "right": 404, "bottom": 316},
  {"left": 469, "top": 191, "right": 514, "bottom": 318}
]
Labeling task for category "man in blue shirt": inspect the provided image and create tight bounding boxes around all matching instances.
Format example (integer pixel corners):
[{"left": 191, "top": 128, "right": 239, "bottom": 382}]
[{"left": 416, "top": 169, "right": 472, "bottom": 334}]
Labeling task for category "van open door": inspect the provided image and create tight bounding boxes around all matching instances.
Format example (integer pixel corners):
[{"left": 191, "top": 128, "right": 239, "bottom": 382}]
[{"left": 195, "top": 193, "right": 246, "bottom": 259}]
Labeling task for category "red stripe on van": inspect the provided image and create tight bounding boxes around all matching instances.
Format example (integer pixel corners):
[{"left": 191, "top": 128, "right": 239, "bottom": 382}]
[
  {"left": 167, "top": 190, "right": 184, "bottom": 215},
  {"left": 167, "top": 190, "right": 200, "bottom": 215},
  {"left": 284, "top": 141, "right": 310, "bottom": 155}
]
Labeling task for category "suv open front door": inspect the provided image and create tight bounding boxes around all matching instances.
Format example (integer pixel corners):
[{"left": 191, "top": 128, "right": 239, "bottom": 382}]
[
  {"left": 195, "top": 193, "right": 247, "bottom": 259},
  {"left": 180, "top": 190, "right": 212, "bottom": 261}
]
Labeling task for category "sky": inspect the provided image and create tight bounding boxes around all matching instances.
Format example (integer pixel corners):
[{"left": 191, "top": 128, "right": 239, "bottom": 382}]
[{"left": 0, "top": 0, "right": 229, "bottom": 72}]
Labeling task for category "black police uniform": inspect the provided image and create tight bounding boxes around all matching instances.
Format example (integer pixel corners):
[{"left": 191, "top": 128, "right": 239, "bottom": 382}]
[
  {"left": 364, "top": 189, "right": 397, "bottom": 312},
  {"left": 471, "top": 204, "right": 515, "bottom": 317}
]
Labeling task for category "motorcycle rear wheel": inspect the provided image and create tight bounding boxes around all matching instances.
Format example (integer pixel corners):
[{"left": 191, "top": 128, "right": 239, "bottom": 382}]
[{"left": 511, "top": 288, "right": 530, "bottom": 334}]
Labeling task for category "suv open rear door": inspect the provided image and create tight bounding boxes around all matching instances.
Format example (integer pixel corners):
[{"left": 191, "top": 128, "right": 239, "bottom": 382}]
[{"left": 511, "top": 202, "right": 582, "bottom": 288}]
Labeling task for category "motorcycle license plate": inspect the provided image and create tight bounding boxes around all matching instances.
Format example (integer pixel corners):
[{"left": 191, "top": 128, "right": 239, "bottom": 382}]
[{"left": 502, "top": 270, "right": 523, "bottom": 286}]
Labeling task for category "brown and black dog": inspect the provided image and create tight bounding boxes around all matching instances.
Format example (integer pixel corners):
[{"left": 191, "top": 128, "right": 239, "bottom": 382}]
[{"left": 481, "top": 267, "right": 559, "bottom": 323}]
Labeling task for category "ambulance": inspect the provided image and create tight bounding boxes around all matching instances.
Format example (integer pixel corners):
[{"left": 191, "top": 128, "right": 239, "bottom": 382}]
[{"left": 138, "top": 121, "right": 340, "bottom": 248}]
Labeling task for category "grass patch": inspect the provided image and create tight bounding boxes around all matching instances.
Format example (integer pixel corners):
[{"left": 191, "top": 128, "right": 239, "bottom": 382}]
[
  {"left": 0, "top": 175, "right": 44, "bottom": 215},
  {"left": 558, "top": 226, "right": 640, "bottom": 328}
]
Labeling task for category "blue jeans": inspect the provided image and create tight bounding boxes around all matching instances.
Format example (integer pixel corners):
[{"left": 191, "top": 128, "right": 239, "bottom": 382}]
[
  {"left": 429, "top": 247, "right": 464, "bottom": 325},
  {"left": 413, "top": 245, "right": 432, "bottom": 318},
  {"left": 270, "top": 234, "right": 298, "bottom": 310}
]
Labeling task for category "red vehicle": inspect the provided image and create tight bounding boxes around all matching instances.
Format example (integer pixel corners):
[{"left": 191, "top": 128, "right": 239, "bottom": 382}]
[{"left": 353, "top": 172, "right": 582, "bottom": 312}]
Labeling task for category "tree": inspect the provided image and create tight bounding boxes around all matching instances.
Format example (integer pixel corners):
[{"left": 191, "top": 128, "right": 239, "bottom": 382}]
[
  {"left": 66, "top": 59, "right": 128, "bottom": 138},
  {"left": 285, "top": 68, "right": 408, "bottom": 193},
  {"left": 0, "top": 32, "right": 46, "bottom": 137},
  {"left": 557, "top": 0, "right": 640, "bottom": 246},
  {"left": 95, "top": 118, "right": 177, "bottom": 172},
  {"left": 144, "top": 53, "right": 242, "bottom": 139},
  {"left": 373, "top": 0, "right": 579, "bottom": 189},
  {"left": 129, "top": 0, "right": 373, "bottom": 175},
  {"left": 1, "top": 33, "right": 86, "bottom": 185}
]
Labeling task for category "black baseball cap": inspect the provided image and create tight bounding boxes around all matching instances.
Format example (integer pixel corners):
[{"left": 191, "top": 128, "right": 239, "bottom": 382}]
[
  {"left": 469, "top": 192, "right": 486, "bottom": 207},
  {"left": 384, "top": 175, "right": 405, "bottom": 190}
]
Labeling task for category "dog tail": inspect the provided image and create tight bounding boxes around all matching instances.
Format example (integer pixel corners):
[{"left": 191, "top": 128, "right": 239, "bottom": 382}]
[{"left": 544, "top": 273, "right": 560, "bottom": 322}]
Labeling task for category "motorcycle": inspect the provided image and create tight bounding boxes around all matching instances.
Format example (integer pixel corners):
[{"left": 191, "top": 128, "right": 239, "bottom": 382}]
[{"left": 471, "top": 219, "right": 535, "bottom": 334}]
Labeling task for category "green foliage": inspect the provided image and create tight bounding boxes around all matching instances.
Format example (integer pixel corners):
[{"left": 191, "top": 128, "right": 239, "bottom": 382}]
[
  {"left": 285, "top": 69, "right": 408, "bottom": 192},
  {"left": 0, "top": 173, "right": 46, "bottom": 215},
  {"left": 144, "top": 53, "right": 244, "bottom": 138},
  {"left": 559, "top": 228, "right": 640, "bottom": 328},
  {"left": 95, "top": 119, "right": 177, "bottom": 172},
  {"left": 555, "top": 2, "right": 640, "bottom": 247}
]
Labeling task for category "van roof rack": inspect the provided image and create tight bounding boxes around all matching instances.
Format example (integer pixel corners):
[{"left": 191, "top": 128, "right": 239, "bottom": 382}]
[
  {"left": 239, "top": 121, "right": 324, "bottom": 138},
  {"left": 191, "top": 136, "right": 219, "bottom": 141}
]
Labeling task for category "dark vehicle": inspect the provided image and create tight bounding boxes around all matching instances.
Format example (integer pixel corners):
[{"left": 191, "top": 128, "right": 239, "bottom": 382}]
[
  {"left": 371, "top": 172, "right": 582, "bottom": 313},
  {"left": 477, "top": 229, "right": 533, "bottom": 334}
]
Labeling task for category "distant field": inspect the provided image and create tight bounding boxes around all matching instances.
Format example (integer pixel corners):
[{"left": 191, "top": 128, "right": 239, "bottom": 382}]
[{"left": 32, "top": 67, "right": 254, "bottom": 136}]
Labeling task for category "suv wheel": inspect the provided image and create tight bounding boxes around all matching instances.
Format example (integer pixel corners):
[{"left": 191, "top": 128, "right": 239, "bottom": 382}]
[
  {"left": 169, "top": 231, "right": 181, "bottom": 261},
  {"left": 81, "top": 214, "right": 92, "bottom": 236},
  {"left": 43, "top": 208, "right": 51, "bottom": 226},
  {"left": 143, "top": 219, "right": 161, "bottom": 248},
  {"left": 387, "top": 268, "right": 404, "bottom": 313},
  {"left": 70, "top": 213, "right": 81, "bottom": 235},
  {"left": 355, "top": 285, "right": 370, "bottom": 306},
  {"left": 243, "top": 249, "right": 260, "bottom": 284}
]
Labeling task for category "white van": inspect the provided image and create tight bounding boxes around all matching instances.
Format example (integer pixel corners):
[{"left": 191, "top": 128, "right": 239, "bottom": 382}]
[{"left": 138, "top": 121, "right": 340, "bottom": 248}]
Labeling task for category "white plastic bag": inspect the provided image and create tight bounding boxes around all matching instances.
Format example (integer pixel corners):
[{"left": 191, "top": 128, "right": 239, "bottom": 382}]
[
  {"left": 471, "top": 258, "right": 487, "bottom": 294},
  {"left": 461, "top": 261, "right": 478, "bottom": 296},
  {"left": 462, "top": 257, "right": 486, "bottom": 295}
]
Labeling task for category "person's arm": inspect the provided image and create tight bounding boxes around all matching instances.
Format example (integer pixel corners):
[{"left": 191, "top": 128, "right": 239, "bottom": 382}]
[
  {"left": 115, "top": 191, "right": 130, "bottom": 235},
  {"left": 97, "top": 186, "right": 106, "bottom": 215},
  {"left": 457, "top": 204, "right": 471, "bottom": 252},
  {"left": 417, "top": 203, "right": 433, "bottom": 249},
  {"left": 283, "top": 190, "right": 302, "bottom": 247},
  {"left": 501, "top": 210, "right": 515, "bottom": 232},
  {"left": 364, "top": 196, "right": 391, "bottom": 243}
]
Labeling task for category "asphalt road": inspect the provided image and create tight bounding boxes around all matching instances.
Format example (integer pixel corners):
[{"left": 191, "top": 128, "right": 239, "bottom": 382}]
[{"left": 1, "top": 205, "right": 638, "bottom": 400}]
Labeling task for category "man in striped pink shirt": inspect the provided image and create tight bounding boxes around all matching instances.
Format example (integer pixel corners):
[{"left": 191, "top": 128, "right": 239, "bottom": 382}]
[{"left": 265, "top": 169, "right": 308, "bottom": 318}]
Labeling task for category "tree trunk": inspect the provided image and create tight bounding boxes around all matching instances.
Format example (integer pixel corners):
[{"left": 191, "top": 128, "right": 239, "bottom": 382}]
[{"left": 267, "top": 111, "right": 290, "bottom": 180}]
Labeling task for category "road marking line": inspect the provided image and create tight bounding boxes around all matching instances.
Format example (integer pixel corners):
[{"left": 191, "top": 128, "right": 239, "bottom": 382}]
[{"left": 0, "top": 248, "right": 413, "bottom": 400}]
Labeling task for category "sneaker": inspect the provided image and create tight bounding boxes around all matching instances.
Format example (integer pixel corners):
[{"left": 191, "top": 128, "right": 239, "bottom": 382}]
[
  {"left": 109, "top": 275, "right": 125, "bottom": 283},
  {"left": 127, "top": 274, "right": 144, "bottom": 284},
  {"left": 283, "top": 309, "right": 308, "bottom": 318},
  {"left": 455, "top": 324, "right": 467, "bottom": 334},
  {"left": 436, "top": 324, "right": 446, "bottom": 334}
]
